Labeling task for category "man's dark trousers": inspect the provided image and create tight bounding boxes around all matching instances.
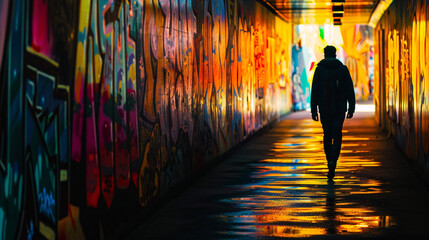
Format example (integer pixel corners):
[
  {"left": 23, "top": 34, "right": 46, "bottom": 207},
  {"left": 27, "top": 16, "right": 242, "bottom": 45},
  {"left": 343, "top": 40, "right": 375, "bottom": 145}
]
[{"left": 320, "top": 112, "right": 345, "bottom": 178}]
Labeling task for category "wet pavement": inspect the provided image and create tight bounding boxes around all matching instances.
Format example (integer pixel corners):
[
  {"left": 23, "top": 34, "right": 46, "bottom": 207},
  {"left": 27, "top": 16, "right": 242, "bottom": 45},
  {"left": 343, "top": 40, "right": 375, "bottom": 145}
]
[{"left": 127, "top": 103, "right": 429, "bottom": 239}]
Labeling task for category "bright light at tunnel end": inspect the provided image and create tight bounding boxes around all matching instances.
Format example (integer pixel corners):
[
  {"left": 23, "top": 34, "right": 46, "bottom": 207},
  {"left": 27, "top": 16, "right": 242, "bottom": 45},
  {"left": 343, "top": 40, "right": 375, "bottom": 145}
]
[
  {"left": 305, "top": 103, "right": 375, "bottom": 113},
  {"left": 355, "top": 103, "right": 375, "bottom": 113}
]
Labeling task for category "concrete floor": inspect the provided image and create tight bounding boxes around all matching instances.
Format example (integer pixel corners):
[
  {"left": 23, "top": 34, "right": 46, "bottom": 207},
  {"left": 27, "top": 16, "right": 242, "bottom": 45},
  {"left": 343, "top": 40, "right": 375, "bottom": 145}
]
[{"left": 127, "top": 103, "right": 429, "bottom": 239}]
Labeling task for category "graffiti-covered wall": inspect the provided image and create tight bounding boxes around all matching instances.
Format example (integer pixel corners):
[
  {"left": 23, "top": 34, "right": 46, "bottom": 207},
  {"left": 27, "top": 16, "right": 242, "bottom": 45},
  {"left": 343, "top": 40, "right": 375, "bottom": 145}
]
[
  {"left": 342, "top": 25, "right": 374, "bottom": 101},
  {"left": 374, "top": 0, "right": 429, "bottom": 180},
  {"left": 0, "top": 0, "right": 292, "bottom": 239}
]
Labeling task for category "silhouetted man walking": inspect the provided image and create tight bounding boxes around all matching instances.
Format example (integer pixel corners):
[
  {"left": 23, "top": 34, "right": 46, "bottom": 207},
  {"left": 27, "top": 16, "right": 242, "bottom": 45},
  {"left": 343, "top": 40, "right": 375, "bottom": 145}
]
[{"left": 311, "top": 45, "right": 355, "bottom": 181}]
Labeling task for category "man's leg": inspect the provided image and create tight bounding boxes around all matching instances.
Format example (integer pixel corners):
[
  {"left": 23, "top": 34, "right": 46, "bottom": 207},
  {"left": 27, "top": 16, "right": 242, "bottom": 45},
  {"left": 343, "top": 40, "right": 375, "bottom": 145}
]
[
  {"left": 331, "top": 113, "right": 345, "bottom": 161},
  {"left": 320, "top": 114, "right": 334, "bottom": 179},
  {"left": 321, "top": 115, "right": 332, "bottom": 161},
  {"left": 328, "top": 113, "right": 346, "bottom": 179}
]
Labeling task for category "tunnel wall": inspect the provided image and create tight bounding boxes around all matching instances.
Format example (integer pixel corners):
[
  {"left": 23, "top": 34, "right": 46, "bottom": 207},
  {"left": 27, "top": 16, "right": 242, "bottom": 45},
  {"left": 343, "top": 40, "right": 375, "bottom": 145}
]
[
  {"left": 341, "top": 25, "right": 374, "bottom": 101},
  {"left": 0, "top": 0, "right": 293, "bottom": 239},
  {"left": 374, "top": 0, "right": 429, "bottom": 180}
]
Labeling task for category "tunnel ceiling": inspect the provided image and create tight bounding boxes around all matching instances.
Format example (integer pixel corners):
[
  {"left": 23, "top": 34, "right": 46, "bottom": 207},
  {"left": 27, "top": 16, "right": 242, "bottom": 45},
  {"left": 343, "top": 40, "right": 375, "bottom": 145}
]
[{"left": 262, "top": 0, "right": 378, "bottom": 25}]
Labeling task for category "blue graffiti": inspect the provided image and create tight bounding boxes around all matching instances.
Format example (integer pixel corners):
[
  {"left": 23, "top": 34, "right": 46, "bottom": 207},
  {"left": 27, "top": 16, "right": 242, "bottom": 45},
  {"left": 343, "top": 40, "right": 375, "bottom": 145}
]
[
  {"left": 38, "top": 188, "right": 55, "bottom": 223},
  {"left": 27, "top": 220, "right": 34, "bottom": 240}
]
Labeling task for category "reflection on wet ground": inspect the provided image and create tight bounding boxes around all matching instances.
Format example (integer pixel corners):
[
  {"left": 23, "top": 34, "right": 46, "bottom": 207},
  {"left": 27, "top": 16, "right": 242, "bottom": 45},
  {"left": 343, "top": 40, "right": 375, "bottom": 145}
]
[
  {"left": 127, "top": 108, "right": 429, "bottom": 239},
  {"left": 215, "top": 119, "right": 392, "bottom": 238}
]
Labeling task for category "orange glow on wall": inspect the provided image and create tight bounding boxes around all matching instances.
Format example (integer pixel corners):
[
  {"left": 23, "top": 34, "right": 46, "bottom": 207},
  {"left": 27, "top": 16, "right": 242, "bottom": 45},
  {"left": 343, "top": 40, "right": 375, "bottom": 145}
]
[{"left": 374, "top": 0, "right": 429, "bottom": 177}]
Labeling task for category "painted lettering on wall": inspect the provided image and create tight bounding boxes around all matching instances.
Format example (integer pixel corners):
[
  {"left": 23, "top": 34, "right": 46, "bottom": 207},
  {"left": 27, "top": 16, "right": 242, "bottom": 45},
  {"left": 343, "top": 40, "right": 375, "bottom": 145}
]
[{"left": 375, "top": 0, "right": 429, "bottom": 180}]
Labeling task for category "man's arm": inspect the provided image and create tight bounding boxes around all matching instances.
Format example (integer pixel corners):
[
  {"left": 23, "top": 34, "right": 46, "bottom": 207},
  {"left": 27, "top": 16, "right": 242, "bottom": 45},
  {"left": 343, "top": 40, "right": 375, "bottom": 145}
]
[
  {"left": 311, "top": 67, "right": 320, "bottom": 121},
  {"left": 344, "top": 67, "right": 355, "bottom": 118}
]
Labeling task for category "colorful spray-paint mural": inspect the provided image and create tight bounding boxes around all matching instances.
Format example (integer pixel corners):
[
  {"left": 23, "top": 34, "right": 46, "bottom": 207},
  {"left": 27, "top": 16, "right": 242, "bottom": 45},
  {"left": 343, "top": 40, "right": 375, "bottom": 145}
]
[
  {"left": 374, "top": 0, "right": 429, "bottom": 179},
  {"left": 291, "top": 37, "right": 315, "bottom": 111},
  {"left": 0, "top": 0, "right": 292, "bottom": 239},
  {"left": 342, "top": 25, "right": 373, "bottom": 101},
  {"left": 292, "top": 24, "right": 374, "bottom": 109},
  {"left": 0, "top": 0, "right": 77, "bottom": 239}
]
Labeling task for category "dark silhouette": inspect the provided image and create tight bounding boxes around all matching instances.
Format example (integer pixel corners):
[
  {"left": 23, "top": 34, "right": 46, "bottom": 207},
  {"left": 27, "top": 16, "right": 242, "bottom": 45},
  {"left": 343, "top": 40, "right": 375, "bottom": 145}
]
[{"left": 311, "top": 45, "right": 355, "bottom": 181}]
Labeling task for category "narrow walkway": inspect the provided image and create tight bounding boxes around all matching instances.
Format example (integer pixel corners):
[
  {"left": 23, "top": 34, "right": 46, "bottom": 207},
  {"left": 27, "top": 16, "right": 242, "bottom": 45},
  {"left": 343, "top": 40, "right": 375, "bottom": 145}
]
[{"left": 127, "top": 103, "right": 429, "bottom": 239}]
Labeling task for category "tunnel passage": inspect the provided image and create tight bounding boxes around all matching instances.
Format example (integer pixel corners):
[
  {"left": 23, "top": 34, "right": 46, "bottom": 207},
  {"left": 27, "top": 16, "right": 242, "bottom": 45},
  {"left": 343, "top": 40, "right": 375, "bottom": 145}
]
[
  {"left": 1, "top": 0, "right": 429, "bottom": 239},
  {"left": 126, "top": 104, "right": 429, "bottom": 239}
]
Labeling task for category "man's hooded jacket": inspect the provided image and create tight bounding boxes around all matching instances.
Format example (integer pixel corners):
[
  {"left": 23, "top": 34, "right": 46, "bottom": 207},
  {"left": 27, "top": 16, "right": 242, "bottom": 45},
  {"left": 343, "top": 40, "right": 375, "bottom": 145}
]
[{"left": 311, "top": 58, "right": 355, "bottom": 115}]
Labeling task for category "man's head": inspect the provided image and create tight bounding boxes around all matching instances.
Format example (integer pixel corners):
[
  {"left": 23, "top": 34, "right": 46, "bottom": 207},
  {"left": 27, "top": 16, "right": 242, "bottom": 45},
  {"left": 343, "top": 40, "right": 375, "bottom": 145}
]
[{"left": 324, "top": 45, "right": 337, "bottom": 59}]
